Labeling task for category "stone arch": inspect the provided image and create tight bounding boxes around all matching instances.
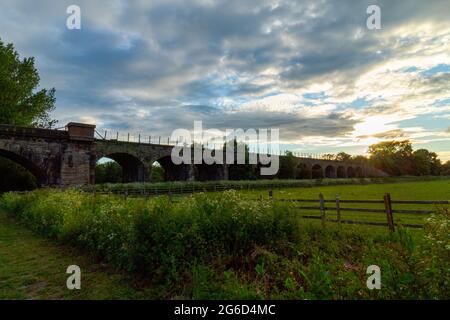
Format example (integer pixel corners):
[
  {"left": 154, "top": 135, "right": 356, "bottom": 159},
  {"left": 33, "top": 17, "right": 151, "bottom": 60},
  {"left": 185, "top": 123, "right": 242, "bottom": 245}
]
[
  {"left": 0, "top": 148, "right": 47, "bottom": 186},
  {"left": 347, "top": 166, "right": 356, "bottom": 178},
  {"left": 325, "top": 165, "right": 336, "bottom": 178},
  {"left": 337, "top": 166, "right": 346, "bottom": 178},
  {"left": 194, "top": 163, "right": 226, "bottom": 181},
  {"left": 355, "top": 166, "right": 364, "bottom": 178},
  {"left": 154, "top": 155, "right": 193, "bottom": 181},
  {"left": 311, "top": 164, "right": 324, "bottom": 179},
  {"left": 97, "top": 152, "right": 148, "bottom": 183},
  {"left": 296, "top": 163, "right": 312, "bottom": 179}
]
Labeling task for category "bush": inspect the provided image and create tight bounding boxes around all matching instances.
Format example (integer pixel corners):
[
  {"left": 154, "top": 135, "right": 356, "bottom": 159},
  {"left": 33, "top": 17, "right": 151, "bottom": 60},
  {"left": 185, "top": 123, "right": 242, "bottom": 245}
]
[
  {"left": 131, "top": 192, "right": 299, "bottom": 280},
  {"left": 0, "top": 189, "right": 299, "bottom": 287},
  {"left": 416, "top": 207, "right": 450, "bottom": 298}
]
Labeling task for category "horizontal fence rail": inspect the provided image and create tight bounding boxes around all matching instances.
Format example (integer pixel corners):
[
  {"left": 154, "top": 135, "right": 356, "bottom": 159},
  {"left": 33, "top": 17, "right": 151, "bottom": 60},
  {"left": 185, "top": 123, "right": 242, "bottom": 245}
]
[
  {"left": 84, "top": 180, "right": 370, "bottom": 196},
  {"left": 270, "top": 192, "right": 449, "bottom": 231}
]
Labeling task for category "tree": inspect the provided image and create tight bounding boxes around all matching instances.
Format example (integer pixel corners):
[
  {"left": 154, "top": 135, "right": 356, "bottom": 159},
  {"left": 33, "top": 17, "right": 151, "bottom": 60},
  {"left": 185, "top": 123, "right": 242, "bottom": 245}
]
[
  {"left": 150, "top": 164, "right": 165, "bottom": 182},
  {"left": 0, "top": 39, "right": 56, "bottom": 128},
  {"left": 368, "top": 140, "right": 444, "bottom": 176},
  {"left": 413, "top": 149, "right": 441, "bottom": 176},
  {"left": 441, "top": 161, "right": 450, "bottom": 176},
  {"left": 0, "top": 40, "right": 57, "bottom": 191},
  {"left": 322, "top": 153, "right": 336, "bottom": 160},
  {"left": 335, "top": 152, "right": 352, "bottom": 161},
  {"left": 368, "top": 140, "right": 415, "bottom": 176},
  {"left": 95, "top": 161, "right": 122, "bottom": 183}
]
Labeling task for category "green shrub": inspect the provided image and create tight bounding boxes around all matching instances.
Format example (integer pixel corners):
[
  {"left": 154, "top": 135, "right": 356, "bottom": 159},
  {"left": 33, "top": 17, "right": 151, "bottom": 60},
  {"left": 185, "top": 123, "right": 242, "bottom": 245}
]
[
  {"left": 416, "top": 207, "right": 450, "bottom": 298},
  {"left": 130, "top": 191, "right": 300, "bottom": 284},
  {"left": 1, "top": 189, "right": 300, "bottom": 288}
]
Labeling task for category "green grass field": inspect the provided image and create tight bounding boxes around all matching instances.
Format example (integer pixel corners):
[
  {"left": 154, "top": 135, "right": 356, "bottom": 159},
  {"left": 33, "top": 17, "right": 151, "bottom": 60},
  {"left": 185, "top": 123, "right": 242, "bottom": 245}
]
[{"left": 237, "top": 179, "right": 450, "bottom": 226}]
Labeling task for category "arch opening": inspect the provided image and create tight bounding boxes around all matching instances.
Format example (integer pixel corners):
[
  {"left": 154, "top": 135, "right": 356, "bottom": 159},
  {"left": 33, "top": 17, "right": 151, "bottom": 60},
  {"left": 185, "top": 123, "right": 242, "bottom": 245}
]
[
  {"left": 311, "top": 164, "right": 324, "bottom": 179},
  {"left": 337, "top": 166, "right": 346, "bottom": 178},
  {"left": 95, "top": 157, "right": 123, "bottom": 184},
  {"left": 325, "top": 165, "right": 336, "bottom": 178},
  {"left": 355, "top": 166, "right": 364, "bottom": 178},
  {"left": 347, "top": 166, "right": 356, "bottom": 178},
  {"left": 0, "top": 149, "right": 44, "bottom": 191},
  {"left": 96, "top": 153, "right": 147, "bottom": 183},
  {"left": 296, "top": 163, "right": 311, "bottom": 179},
  {"left": 150, "top": 160, "right": 166, "bottom": 182},
  {"left": 194, "top": 164, "right": 226, "bottom": 181},
  {"left": 157, "top": 156, "right": 193, "bottom": 181}
]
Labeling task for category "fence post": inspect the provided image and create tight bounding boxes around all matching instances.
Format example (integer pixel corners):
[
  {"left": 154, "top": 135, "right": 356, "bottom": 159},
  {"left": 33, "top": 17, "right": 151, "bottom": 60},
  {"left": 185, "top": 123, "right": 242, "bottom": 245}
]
[
  {"left": 268, "top": 188, "right": 273, "bottom": 199},
  {"left": 319, "top": 193, "right": 325, "bottom": 225},
  {"left": 383, "top": 193, "right": 395, "bottom": 232},
  {"left": 335, "top": 194, "right": 341, "bottom": 223}
]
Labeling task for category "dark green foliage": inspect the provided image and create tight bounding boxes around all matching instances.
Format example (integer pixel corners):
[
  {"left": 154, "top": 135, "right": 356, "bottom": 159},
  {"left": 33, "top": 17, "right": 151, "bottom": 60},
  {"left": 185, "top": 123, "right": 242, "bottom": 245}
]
[
  {"left": 412, "top": 149, "right": 441, "bottom": 176},
  {"left": 0, "top": 39, "right": 56, "bottom": 128},
  {"left": 0, "top": 40, "right": 56, "bottom": 191},
  {"left": 368, "top": 140, "right": 444, "bottom": 176},
  {"left": 95, "top": 161, "right": 123, "bottom": 183},
  {"left": 442, "top": 161, "right": 450, "bottom": 175},
  {"left": 150, "top": 164, "right": 165, "bottom": 182},
  {"left": 0, "top": 156, "right": 38, "bottom": 192},
  {"left": 335, "top": 152, "right": 352, "bottom": 161}
]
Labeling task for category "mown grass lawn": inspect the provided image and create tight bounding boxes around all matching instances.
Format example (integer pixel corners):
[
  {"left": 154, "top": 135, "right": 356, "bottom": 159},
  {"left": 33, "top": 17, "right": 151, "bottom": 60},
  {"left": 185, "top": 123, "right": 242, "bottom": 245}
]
[
  {"left": 0, "top": 212, "right": 154, "bottom": 299},
  {"left": 240, "top": 179, "right": 450, "bottom": 200},
  {"left": 237, "top": 179, "right": 450, "bottom": 226}
]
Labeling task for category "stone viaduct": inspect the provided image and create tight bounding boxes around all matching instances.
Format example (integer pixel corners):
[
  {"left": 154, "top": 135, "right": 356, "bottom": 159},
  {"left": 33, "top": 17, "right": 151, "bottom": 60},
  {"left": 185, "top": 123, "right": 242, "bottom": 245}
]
[{"left": 0, "top": 123, "right": 387, "bottom": 187}]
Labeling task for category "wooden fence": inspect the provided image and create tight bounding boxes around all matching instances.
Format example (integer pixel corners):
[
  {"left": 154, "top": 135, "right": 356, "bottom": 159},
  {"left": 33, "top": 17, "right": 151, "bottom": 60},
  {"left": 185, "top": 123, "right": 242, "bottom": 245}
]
[
  {"left": 85, "top": 180, "right": 347, "bottom": 197},
  {"left": 270, "top": 191, "right": 449, "bottom": 231}
]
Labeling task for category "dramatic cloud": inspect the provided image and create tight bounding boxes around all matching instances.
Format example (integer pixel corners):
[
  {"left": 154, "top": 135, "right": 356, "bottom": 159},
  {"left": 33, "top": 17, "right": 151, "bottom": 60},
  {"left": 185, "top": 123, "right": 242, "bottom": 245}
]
[{"left": 0, "top": 0, "right": 449, "bottom": 159}]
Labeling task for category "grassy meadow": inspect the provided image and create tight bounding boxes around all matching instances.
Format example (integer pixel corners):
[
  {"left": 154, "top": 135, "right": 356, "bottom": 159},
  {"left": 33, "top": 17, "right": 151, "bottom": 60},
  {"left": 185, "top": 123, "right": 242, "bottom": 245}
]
[
  {"left": 239, "top": 179, "right": 450, "bottom": 226},
  {"left": 0, "top": 178, "right": 449, "bottom": 299}
]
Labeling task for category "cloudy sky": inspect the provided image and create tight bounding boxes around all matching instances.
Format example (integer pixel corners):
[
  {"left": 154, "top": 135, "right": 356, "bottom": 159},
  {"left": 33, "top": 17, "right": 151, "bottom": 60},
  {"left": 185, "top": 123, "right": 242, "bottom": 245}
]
[{"left": 1, "top": 0, "right": 449, "bottom": 159}]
